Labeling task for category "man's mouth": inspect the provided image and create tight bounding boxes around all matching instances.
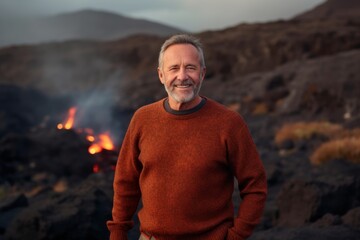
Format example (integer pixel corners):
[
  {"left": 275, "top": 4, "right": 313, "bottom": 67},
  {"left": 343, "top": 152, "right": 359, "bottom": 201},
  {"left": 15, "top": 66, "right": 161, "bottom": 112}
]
[{"left": 174, "top": 84, "right": 192, "bottom": 88}]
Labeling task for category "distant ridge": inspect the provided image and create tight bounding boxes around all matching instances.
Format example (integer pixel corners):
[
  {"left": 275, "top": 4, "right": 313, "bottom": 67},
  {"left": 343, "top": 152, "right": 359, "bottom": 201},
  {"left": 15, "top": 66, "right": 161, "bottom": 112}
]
[
  {"left": 0, "top": 9, "right": 184, "bottom": 47},
  {"left": 294, "top": 0, "right": 360, "bottom": 20}
]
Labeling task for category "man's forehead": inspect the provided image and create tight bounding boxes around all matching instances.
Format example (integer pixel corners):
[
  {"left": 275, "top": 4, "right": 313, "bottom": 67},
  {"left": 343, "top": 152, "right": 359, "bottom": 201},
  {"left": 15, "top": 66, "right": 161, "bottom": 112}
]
[
  {"left": 163, "top": 44, "right": 200, "bottom": 63},
  {"left": 164, "top": 43, "right": 198, "bottom": 52}
]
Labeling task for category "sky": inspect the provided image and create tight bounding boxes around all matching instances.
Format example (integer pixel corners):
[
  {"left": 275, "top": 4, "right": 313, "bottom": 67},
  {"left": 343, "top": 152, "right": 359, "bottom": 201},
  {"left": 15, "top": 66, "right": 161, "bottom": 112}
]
[{"left": 0, "top": 0, "right": 325, "bottom": 32}]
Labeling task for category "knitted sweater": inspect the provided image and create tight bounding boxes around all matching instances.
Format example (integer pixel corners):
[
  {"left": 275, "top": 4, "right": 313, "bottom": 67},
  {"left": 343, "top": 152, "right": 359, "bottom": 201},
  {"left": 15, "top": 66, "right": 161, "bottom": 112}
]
[{"left": 107, "top": 97, "right": 267, "bottom": 240}]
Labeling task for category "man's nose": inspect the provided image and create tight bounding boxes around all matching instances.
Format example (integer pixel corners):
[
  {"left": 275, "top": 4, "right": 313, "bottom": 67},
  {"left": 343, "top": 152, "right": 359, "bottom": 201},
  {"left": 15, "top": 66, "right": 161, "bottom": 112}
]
[{"left": 177, "top": 67, "right": 188, "bottom": 80}]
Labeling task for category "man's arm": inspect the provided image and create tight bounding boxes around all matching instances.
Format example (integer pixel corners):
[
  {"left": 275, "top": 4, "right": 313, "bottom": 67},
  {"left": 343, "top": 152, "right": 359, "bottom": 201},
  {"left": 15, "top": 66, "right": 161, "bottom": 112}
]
[
  {"left": 227, "top": 121, "right": 267, "bottom": 240},
  {"left": 107, "top": 118, "right": 142, "bottom": 240}
]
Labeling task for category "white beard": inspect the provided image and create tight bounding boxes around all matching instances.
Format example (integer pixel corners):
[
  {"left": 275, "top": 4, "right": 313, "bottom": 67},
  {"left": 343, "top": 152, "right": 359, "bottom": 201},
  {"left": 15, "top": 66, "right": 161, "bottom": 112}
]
[{"left": 164, "top": 79, "right": 202, "bottom": 103}]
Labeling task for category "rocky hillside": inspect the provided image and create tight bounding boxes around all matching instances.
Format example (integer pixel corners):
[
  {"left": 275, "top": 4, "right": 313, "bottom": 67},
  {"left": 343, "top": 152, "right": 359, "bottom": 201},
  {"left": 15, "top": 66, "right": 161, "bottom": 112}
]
[
  {"left": 295, "top": 0, "right": 360, "bottom": 20},
  {"left": 0, "top": 11, "right": 359, "bottom": 117}
]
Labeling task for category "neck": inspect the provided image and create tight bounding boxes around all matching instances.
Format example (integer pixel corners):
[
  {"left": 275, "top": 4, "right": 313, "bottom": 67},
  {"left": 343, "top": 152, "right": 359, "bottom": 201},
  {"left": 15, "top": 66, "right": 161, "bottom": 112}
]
[{"left": 168, "top": 96, "right": 202, "bottom": 111}]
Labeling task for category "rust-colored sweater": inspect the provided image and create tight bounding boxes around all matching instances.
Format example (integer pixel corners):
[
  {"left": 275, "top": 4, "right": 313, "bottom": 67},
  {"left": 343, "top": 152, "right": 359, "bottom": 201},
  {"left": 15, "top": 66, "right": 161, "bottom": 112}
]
[{"left": 107, "top": 97, "right": 267, "bottom": 240}]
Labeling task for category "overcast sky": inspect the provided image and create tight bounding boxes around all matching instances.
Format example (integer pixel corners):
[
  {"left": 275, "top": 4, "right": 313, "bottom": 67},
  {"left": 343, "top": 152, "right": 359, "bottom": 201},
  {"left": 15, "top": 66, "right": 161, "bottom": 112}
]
[{"left": 0, "top": 0, "right": 325, "bottom": 32}]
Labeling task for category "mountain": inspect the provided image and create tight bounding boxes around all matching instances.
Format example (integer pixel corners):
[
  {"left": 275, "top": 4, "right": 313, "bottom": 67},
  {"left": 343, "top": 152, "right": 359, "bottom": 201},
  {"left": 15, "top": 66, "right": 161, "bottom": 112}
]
[
  {"left": 0, "top": 9, "right": 184, "bottom": 47},
  {"left": 294, "top": 0, "right": 360, "bottom": 20}
]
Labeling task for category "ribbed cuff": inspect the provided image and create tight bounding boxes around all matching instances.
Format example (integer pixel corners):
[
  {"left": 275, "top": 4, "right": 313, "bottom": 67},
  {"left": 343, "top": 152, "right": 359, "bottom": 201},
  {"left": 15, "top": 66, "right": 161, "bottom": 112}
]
[
  {"left": 226, "top": 228, "right": 246, "bottom": 240},
  {"left": 108, "top": 226, "right": 128, "bottom": 240}
]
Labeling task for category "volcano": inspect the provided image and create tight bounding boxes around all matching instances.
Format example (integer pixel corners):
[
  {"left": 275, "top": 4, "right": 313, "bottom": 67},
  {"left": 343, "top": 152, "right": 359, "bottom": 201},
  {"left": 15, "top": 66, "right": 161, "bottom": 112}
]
[{"left": 0, "top": 0, "right": 360, "bottom": 239}]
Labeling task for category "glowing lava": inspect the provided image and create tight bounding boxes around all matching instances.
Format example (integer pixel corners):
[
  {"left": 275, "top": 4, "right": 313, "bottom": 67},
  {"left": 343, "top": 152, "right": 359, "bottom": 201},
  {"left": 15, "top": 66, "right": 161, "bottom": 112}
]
[
  {"left": 88, "top": 132, "right": 115, "bottom": 155},
  {"left": 57, "top": 107, "right": 116, "bottom": 155},
  {"left": 57, "top": 107, "right": 77, "bottom": 130}
]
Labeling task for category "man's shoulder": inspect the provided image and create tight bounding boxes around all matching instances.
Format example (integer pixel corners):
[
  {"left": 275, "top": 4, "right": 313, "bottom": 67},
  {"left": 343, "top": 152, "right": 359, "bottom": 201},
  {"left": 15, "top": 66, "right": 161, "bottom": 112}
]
[
  {"left": 205, "top": 97, "right": 244, "bottom": 122},
  {"left": 133, "top": 99, "right": 164, "bottom": 118},
  {"left": 204, "top": 98, "right": 249, "bottom": 134}
]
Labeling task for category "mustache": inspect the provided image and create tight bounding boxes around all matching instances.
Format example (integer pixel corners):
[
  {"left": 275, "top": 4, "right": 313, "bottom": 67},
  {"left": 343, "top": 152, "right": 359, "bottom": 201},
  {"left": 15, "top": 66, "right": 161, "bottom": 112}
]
[{"left": 171, "top": 79, "right": 194, "bottom": 86}]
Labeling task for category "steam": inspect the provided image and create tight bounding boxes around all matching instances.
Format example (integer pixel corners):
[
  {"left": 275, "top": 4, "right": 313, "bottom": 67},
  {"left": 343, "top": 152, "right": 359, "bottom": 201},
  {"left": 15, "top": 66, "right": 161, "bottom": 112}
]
[
  {"left": 75, "top": 89, "right": 121, "bottom": 139},
  {"left": 38, "top": 48, "right": 130, "bottom": 146}
]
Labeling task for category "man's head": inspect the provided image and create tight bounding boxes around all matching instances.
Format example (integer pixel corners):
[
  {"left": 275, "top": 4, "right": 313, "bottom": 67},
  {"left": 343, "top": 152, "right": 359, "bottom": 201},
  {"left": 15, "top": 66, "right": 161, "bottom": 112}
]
[
  {"left": 158, "top": 34, "right": 206, "bottom": 69},
  {"left": 158, "top": 34, "right": 206, "bottom": 108}
]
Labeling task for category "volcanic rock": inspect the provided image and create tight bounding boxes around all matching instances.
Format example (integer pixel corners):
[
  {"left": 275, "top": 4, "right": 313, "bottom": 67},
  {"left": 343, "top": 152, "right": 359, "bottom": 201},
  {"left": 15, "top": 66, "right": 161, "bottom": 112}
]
[
  {"left": 342, "top": 207, "right": 360, "bottom": 229},
  {"left": 312, "top": 213, "right": 342, "bottom": 227},
  {"left": 248, "top": 225, "right": 360, "bottom": 240},
  {"left": 217, "top": 49, "right": 360, "bottom": 120},
  {"left": 295, "top": 0, "right": 360, "bottom": 20},
  {"left": 0, "top": 194, "right": 28, "bottom": 235},
  {"left": 0, "top": 84, "right": 68, "bottom": 136},
  {"left": 0, "top": 128, "right": 95, "bottom": 185},
  {"left": 4, "top": 174, "right": 113, "bottom": 240},
  {"left": 276, "top": 174, "right": 360, "bottom": 227}
]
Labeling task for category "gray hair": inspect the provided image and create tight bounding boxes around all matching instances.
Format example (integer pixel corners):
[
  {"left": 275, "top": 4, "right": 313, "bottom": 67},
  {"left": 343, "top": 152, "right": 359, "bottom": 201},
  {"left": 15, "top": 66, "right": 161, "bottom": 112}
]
[{"left": 158, "top": 34, "right": 206, "bottom": 68}]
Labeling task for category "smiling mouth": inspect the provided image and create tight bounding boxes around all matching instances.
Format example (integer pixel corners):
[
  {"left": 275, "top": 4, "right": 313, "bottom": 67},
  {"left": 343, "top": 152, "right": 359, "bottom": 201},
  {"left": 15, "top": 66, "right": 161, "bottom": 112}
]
[{"left": 174, "top": 84, "right": 192, "bottom": 88}]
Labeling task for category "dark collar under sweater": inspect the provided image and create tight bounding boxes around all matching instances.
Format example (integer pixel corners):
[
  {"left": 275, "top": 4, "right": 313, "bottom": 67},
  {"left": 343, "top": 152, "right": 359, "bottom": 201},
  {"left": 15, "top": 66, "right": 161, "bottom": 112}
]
[{"left": 163, "top": 97, "right": 207, "bottom": 115}]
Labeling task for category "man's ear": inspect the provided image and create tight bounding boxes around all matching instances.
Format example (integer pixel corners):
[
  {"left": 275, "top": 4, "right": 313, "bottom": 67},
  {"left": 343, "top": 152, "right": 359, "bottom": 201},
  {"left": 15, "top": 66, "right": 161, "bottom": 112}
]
[
  {"left": 158, "top": 67, "right": 165, "bottom": 84},
  {"left": 201, "top": 67, "right": 206, "bottom": 80}
]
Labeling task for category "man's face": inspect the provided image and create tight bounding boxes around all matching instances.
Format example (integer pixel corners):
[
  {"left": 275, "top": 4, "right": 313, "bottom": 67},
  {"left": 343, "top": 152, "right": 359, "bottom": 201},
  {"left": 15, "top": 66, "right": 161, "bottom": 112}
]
[{"left": 158, "top": 44, "right": 206, "bottom": 104}]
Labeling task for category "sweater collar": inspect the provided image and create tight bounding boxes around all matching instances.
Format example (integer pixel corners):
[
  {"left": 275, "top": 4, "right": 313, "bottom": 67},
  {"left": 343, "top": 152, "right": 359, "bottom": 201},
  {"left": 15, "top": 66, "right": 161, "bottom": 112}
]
[{"left": 163, "top": 97, "right": 207, "bottom": 115}]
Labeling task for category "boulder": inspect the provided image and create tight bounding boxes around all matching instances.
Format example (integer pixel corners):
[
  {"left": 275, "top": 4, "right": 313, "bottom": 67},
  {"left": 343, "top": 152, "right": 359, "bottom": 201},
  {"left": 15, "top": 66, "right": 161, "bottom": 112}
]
[{"left": 5, "top": 175, "right": 112, "bottom": 240}]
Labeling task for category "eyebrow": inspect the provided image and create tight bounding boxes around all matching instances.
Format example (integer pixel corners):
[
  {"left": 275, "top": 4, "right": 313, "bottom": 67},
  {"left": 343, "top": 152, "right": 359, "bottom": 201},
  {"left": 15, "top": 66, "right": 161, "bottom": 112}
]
[
  {"left": 167, "top": 64, "right": 179, "bottom": 69},
  {"left": 167, "top": 63, "right": 198, "bottom": 69}
]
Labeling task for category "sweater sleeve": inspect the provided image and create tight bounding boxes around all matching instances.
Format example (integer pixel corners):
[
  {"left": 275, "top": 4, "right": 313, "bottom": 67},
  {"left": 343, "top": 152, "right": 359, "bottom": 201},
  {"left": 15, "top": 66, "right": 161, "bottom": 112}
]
[
  {"left": 107, "top": 116, "right": 142, "bottom": 240},
  {"left": 226, "top": 119, "right": 267, "bottom": 240}
]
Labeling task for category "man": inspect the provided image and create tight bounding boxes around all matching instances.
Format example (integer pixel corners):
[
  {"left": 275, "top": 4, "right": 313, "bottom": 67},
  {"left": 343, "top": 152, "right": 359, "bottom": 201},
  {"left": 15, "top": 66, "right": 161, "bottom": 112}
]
[{"left": 107, "top": 34, "right": 267, "bottom": 240}]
